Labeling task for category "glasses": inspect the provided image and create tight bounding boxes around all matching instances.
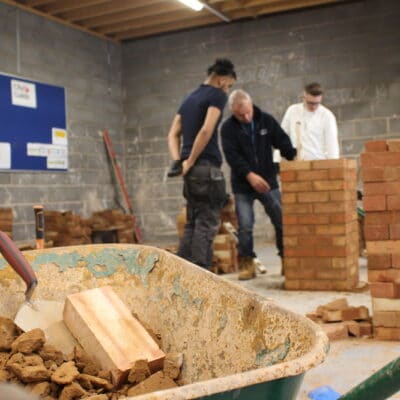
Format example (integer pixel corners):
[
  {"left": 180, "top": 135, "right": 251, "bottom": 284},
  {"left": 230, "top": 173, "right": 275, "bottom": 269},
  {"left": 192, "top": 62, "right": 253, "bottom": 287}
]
[{"left": 305, "top": 101, "right": 321, "bottom": 106}]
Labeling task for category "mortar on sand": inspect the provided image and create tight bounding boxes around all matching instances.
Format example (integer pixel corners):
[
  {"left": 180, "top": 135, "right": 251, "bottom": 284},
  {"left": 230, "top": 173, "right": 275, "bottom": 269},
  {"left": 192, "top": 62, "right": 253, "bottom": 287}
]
[{"left": 0, "top": 244, "right": 329, "bottom": 400}]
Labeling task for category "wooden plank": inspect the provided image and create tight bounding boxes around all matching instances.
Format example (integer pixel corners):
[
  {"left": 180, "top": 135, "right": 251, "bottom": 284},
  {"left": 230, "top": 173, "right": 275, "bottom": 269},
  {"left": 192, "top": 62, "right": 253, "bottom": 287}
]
[{"left": 63, "top": 286, "right": 165, "bottom": 386}]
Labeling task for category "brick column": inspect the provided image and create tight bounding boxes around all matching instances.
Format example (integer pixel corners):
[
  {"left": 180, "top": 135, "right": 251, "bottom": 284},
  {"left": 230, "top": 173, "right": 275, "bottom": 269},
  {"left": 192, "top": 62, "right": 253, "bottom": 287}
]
[
  {"left": 361, "top": 139, "right": 400, "bottom": 340},
  {"left": 281, "top": 159, "right": 359, "bottom": 290}
]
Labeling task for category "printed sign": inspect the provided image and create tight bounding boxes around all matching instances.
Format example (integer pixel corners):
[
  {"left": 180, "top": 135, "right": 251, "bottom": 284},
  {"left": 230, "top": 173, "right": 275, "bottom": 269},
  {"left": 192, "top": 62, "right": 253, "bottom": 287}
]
[{"left": 11, "top": 79, "right": 37, "bottom": 108}]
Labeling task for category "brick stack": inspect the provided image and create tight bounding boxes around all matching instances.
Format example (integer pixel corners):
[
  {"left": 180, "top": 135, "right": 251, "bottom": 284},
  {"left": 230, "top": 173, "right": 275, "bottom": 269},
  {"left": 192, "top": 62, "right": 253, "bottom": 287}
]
[
  {"left": 0, "top": 208, "right": 12, "bottom": 238},
  {"left": 44, "top": 210, "right": 92, "bottom": 247},
  {"left": 360, "top": 139, "right": 400, "bottom": 340},
  {"left": 89, "top": 209, "right": 136, "bottom": 243},
  {"left": 280, "top": 159, "right": 359, "bottom": 290},
  {"left": 176, "top": 197, "right": 238, "bottom": 273}
]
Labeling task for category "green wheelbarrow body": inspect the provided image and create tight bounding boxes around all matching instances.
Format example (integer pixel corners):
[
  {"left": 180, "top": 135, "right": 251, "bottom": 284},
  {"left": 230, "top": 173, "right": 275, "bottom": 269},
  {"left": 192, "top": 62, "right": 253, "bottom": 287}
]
[{"left": 0, "top": 244, "right": 328, "bottom": 400}]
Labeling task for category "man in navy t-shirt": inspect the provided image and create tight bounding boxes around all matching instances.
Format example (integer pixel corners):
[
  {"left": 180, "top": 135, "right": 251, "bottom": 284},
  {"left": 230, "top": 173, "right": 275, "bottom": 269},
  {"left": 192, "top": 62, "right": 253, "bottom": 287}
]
[{"left": 167, "top": 59, "right": 236, "bottom": 269}]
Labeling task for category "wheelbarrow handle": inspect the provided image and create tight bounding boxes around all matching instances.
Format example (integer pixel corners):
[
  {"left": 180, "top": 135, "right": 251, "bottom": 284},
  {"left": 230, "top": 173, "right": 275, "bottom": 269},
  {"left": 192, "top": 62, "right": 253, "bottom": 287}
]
[{"left": 0, "top": 231, "right": 38, "bottom": 302}]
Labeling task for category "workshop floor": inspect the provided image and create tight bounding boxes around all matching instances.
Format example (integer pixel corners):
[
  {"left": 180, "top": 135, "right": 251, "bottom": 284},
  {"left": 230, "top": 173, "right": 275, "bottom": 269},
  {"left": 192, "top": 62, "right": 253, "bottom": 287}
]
[{"left": 221, "top": 244, "right": 400, "bottom": 400}]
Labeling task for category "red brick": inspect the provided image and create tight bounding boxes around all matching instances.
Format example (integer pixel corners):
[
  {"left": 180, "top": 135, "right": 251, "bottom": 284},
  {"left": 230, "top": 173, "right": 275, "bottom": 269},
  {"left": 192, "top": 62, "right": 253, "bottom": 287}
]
[
  {"left": 373, "top": 311, "right": 400, "bottom": 327},
  {"left": 387, "top": 139, "right": 400, "bottom": 152},
  {"left": 330, "top": 212, "right": 357, "bottom": 224},
  {"left": 297, "top": 215, "right": 330, "bottom": 224},
  {"left": 364, "top": 140, "right": 388, "bottom": 152},
  {"left": 365, "top": 211, "right": 400, "bottom": 225},
  {"left": 313, "top": 201, "right": 353, "bottom": 214},
  {"left": 362, "top": 195, "right": 386, "bottom": 211},
  {"left": 341, "top": 306, "right": 369, "bottom": 321},
  {"left": 390, "top": 224, "right": 400, "bottom": 240},
  {"left": 368, "top": 268, "right": 400, "bottom": 283},
  {"left": 283, "top": 204, "right": 313, "bottom": 215},
  {"left": 322, "top": 322, "right": 348, "bottom": 341},
  {"left": 300, "top": 257, "right": 332, "bottom": 269},
  {"left": 370, "top": 282, "right": 400, "bottom": 298},
  {"left": 296, "top": 170, "right": 328, "bottom": 181},
  {"left": 280, "top": 170, "right": 297, "bottom": 182},
  {"left": 280, "top": 160, "right": 311, "bottom": 171},
  {"left": 329, "top": 168, "right": 356, "bottom": 180},
  {"left": 285, "top": 247, "right": 316, "bottom": 257},
  {"left": 282, "top": 181, "right": 313, "bottom": 192},
  {"left": 314, "top": 246, "right": 349, "bottom": 257},
  {"left": 364, "top": 224, "right": 389, "bottom": 241},
  {"left": 282, "top": 192, "right": 297, "bottom": 204},
  {"left": 313, "top": 180, "right": 345, "bottom": 191},
  {"left": 361, "top": 167, "right": 385, "bottom": 182},
  {"left": 315, "top": 224, "right": 346, "bottom": 235},
  {"left": 387, "top": 195, "right": 400, "bottom": 211},
  {"left": 374, "top": 327, "right": 400, "bottom": 340},
  {"left": 330, "top": 191, "right": 356, "bottom": 201},
  {"left": 311, "top": 159, "right": 347, "bottom": 169},
  {"left": 284, "top": 225, "right": 315, "bottom": 236},
  {"left": 361, "top": 152, "right": 400, "bottom": 168},
  {"left": 285, "top": 265, "right": 316, "bottom": 280},
  {"left": 297, "top": 191, "right": 329, "bottom": 203},
  {"left": 282, "top": 215, "right": 298, "bottom": 225},
  {"left": 364, "top": 182, "right": 400, "bottom": 196},
  {"left": 283, "top": 236, "right": 298, "bottom": 247},
  {"left": 367, "top": 254, "right": 392, "bottom": 269},
  {"left": 283, "top": 257, "right": 299, "bottom": 268},
  {"left": 393, "top": 254, "right": 400, "bottom": 268},
  {"left": 367, "top": 240, "right": 400, "bottom": 254}
]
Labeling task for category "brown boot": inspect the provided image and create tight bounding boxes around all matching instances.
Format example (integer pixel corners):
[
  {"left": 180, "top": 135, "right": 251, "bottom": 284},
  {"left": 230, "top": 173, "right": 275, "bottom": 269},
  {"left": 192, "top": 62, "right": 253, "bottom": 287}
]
[{"left": 238, "top": 256, "right": 256, "bottom": 280}]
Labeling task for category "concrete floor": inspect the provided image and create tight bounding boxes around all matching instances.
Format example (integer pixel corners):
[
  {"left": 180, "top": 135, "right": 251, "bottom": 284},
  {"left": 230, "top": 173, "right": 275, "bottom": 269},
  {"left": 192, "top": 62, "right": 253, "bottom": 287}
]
[{"left": 221, "top": 244, "right": 400, "bottom": 400}]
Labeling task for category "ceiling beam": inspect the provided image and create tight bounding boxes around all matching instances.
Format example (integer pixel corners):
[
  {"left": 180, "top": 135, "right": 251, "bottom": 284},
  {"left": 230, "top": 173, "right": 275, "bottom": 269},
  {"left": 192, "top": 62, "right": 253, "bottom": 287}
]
[
  {"left": 59, "top": 0, "right": 165, "bottom": 22},
  {"left": 81, "top": 2, "right": 186, "bottom": 29},
  {"left": 1, "top": 0, "right": 118, "bottom": 42},
  {"left": 40, "top": 0, "right": 109, "bottom": 15}
]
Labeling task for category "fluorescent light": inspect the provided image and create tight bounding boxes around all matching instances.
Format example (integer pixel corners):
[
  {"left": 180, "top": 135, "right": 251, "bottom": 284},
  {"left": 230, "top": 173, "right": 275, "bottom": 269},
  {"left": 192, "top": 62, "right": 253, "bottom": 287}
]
[{"left": 178, "top": 0, "right": 204, "bottom": 12}]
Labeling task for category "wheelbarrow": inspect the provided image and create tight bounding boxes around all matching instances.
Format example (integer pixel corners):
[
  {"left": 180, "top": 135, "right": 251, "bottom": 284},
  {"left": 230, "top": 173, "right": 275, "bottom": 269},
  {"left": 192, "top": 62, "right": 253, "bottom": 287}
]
[{"left": 0, "top": 243, "right": 329, "bottom": 399}]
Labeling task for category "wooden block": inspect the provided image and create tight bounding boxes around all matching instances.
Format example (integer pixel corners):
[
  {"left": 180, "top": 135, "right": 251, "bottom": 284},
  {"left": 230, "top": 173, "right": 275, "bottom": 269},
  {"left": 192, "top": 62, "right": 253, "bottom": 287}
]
[
  {"left": 321, "top": 309, "right": 342, "bottom": 322},
  {"left": 368, "top": 268, "right": 400, "bottom": 283},
  {"left": 321, "top": 298, "right": 349, "bottom": 311},
  {"left": 63, "top": 286, "right": 165, "bottom": 386},
  {"left": 345, "top": 321, "right": 372, "bottom": 337},
  {"left": 387, "top": 140, "right": 400, "bottom": 152}
]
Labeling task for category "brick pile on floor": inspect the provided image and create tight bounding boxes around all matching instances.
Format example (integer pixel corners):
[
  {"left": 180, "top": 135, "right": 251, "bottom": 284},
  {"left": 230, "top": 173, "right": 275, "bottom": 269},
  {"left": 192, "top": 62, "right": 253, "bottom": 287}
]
[
  {"left": 307, "top": 298, "right": 372, "bottom": 341},
  {"left": 361, "top": 139, "right": 400, "bottom": 340},
  {"left": 176, "top": 196, "right": 238, "bottom": 273},
  {"left": 0, "top": 208, "right": 12, "bottom": 238},
  {"left": 89, "top": 209, "right": 136, "bottom": 244},
  {"left": 280, "top": 159, "right": 359, "bottom": 290},
  {"left": 44, "top": 211, "right": 92, "bottom": 247}
]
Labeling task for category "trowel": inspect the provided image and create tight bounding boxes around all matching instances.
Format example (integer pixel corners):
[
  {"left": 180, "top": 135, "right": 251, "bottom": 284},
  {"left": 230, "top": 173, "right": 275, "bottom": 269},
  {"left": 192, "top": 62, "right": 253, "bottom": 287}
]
[{"left": 0, "top": 231, "right": 78, "bottom": 354}]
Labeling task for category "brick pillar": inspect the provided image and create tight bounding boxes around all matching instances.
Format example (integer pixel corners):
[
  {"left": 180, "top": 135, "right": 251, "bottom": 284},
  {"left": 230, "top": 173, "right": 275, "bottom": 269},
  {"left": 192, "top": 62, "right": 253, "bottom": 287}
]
[
  {"left": 361, "top": 139, "right": 400, "bottom": 340},
  {"left": 281, "top": 159, "right": 359, "bottom": 290}
]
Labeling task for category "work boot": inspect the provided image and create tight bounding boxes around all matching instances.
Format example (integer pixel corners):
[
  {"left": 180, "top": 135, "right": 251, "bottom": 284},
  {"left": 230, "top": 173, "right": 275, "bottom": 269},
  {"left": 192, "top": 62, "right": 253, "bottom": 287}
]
[
  {"left": 254, "top": 257, "right": 267, "bottom": 274},
  {"left": 238, "top": 256, "right": 256, "bottom": 280}
]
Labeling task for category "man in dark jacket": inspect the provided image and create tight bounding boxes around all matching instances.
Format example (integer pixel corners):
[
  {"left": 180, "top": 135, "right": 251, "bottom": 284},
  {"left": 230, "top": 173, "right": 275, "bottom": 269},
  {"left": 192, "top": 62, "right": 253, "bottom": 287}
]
[{"left": 221, "top": 89, "right": 296, "bottom": 280}]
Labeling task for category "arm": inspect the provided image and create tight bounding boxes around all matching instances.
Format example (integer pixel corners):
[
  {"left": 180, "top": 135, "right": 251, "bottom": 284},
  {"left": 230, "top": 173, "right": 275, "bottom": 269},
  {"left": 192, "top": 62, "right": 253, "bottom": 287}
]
[
  {"left": 271, "top": 116, "right": 297, "bottom": 161},
  {"left": 167, "top": 114, "right": 182, "bottom": 161},
  {"left": 182, "top": 106, "right": 221, "bottom": 175},
  {"left": 324, "top": 112, "right": 340, "bottom": 159}
]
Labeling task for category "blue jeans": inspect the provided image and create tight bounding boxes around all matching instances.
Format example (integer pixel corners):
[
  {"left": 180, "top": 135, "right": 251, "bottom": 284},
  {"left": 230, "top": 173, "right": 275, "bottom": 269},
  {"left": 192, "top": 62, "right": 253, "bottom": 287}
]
[{"left": 235, "top": 189, "right": 283, "bottom": 258}]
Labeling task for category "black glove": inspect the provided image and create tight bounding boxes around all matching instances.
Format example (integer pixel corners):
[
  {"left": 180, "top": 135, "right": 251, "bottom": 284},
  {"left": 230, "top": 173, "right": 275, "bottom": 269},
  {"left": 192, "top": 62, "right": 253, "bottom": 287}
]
[{"left": 167, "top": 160, "right": 183, "bottom": 177}]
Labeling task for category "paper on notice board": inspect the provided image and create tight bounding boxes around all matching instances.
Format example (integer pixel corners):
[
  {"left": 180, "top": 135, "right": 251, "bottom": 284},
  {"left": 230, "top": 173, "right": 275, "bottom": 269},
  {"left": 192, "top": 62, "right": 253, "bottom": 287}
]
[
  {"left": 0, "top": 142, "right": 11, "bottom": 169},
  {"left": 11, "top": 79, "right": 37, "bottom": 108},
  {"left": 52, "top": 128, "right": 68, "bottom": 146},
  {"left": 47, "top": 145, "right": 68, "bottom": 169}
]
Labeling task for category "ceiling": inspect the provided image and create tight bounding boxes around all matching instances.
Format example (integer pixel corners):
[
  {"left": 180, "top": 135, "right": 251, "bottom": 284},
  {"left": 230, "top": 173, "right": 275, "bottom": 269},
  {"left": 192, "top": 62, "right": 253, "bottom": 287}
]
[{"left": 2, "top": 0, "right": 346, "bottom": 42}]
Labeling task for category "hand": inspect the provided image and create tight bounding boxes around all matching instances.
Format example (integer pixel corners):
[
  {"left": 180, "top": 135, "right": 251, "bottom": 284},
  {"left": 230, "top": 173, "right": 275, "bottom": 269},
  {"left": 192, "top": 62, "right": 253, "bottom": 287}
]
[
  {"left": 246, "top": 172, "right": 270, "bottom": 193},
  {"left": 182, "top": 159, "right": 193, "bottom": 176}
]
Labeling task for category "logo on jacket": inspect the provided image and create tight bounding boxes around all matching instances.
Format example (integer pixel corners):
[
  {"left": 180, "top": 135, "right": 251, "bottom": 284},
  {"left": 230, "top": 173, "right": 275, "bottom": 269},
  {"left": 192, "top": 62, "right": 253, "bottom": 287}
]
[{"left": 260, "top": 128, "right": 268, "bottom": 135}]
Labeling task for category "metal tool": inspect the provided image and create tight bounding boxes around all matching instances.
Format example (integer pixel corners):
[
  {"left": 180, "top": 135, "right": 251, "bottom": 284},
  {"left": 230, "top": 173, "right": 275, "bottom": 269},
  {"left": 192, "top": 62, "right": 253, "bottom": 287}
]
[
  {"left": 33, "top": 204, "right": 45, "bottom": 250},
  {"left": 0, "top": 231, "right": 77, "bottom": 353}
]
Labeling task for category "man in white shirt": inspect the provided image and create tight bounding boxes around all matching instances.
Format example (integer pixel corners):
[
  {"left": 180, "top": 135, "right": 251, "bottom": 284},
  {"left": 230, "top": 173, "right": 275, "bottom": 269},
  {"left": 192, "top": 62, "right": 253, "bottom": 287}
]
[{"left": 281, "top": 82, "right": 339, "bottom": 160}]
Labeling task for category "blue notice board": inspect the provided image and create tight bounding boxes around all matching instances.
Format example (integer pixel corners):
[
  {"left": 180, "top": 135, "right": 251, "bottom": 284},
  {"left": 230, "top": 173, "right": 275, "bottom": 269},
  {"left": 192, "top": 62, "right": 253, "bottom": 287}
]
[{"left": 0, "top": 73, "right": 67, "bottom": 171}]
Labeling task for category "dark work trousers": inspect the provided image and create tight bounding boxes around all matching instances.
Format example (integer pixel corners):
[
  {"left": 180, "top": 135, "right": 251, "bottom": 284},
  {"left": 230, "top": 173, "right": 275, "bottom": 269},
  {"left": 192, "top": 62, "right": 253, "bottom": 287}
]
[
  {"left": 234, "top": 189, "right": 283, "bottom": 258},
  {"left": 177, "top": 161, "right": 225, "bottom": 269}
]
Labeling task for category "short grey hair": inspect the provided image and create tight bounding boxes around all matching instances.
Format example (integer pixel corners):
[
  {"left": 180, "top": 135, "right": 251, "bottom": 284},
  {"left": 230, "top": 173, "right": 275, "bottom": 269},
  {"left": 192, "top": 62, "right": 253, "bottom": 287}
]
[{"left": 228, "top": 89, "right": 252, "bottom": 110}]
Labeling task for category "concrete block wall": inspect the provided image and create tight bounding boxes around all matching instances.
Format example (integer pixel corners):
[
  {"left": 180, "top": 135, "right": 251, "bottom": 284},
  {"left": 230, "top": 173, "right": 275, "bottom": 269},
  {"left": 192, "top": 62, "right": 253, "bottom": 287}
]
[
  {"left": 361, "top": 139, "right": 400, "bottom": 340},
  {"left": 122, "top": 0, "right": 400, "bottom": 244},
  {"left": 0, "top": 4, "right": 123, "bottom": 241},
  {"left": 281, "top": 159, "right": 359, "bottom": 290}
]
